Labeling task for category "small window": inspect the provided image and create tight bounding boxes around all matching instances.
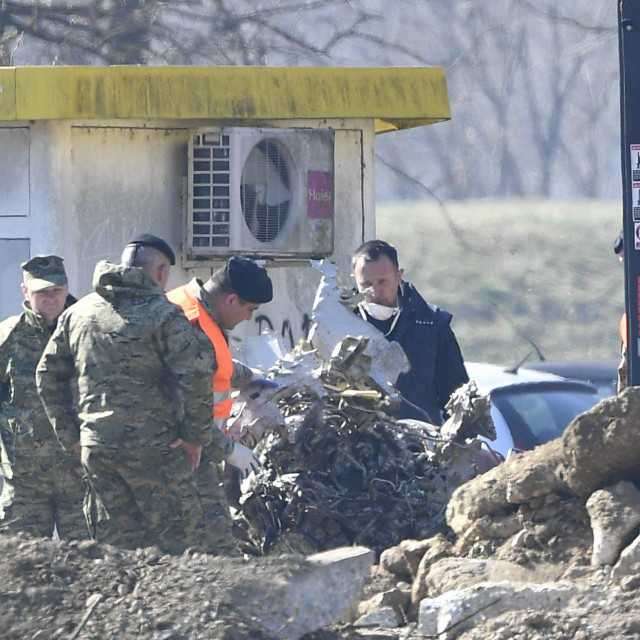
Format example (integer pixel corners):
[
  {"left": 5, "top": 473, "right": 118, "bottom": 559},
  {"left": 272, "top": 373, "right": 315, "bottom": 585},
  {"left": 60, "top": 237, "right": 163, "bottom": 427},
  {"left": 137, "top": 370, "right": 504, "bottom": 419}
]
[{"left": 0, "top": 128, "right": 30, "bottom": 217}]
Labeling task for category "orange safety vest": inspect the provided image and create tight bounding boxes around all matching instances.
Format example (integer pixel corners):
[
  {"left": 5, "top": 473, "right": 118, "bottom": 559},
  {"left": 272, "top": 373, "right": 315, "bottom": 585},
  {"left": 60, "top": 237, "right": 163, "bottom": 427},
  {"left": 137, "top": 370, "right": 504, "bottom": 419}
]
[
  {"left": 620, "top": 312, "right": 628, "bottom": 349},
  {"left": 167, "top": 284, "right": 233, "bottom": 426}
]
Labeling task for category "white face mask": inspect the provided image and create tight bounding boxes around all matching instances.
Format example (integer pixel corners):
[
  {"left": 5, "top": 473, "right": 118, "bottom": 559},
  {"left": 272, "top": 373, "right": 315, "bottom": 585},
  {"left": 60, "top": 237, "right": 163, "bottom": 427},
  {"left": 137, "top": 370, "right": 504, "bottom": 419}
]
[{"left": 361, "top": 301, "right": 400, "bottom": 321}]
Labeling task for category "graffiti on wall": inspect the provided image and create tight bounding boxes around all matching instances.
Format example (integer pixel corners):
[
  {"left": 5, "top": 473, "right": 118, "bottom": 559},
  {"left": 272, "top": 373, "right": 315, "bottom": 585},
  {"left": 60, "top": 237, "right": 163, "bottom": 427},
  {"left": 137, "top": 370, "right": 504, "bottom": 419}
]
[{"left": 255, "top": 313, "right": 312, "bottom": 350}]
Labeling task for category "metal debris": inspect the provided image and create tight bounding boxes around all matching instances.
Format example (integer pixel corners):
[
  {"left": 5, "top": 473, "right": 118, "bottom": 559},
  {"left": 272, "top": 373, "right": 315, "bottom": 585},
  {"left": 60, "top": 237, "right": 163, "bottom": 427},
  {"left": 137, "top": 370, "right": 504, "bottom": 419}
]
[
  {"left": 231, "top": 346, "right": 491, "bottom": 557},
  {"left": 308, "top": 260, "right": 409, "bottom": 395},
  {"left": 230, "top": 264, "right": 493, "bottom": 557}
]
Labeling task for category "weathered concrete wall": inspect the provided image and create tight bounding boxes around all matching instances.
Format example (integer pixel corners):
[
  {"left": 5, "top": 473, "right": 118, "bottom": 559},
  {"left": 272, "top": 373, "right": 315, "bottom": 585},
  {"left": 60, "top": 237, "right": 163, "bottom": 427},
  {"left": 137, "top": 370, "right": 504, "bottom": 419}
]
[{"left": 0, "top": 118, "right": 375, "bottom": 343}]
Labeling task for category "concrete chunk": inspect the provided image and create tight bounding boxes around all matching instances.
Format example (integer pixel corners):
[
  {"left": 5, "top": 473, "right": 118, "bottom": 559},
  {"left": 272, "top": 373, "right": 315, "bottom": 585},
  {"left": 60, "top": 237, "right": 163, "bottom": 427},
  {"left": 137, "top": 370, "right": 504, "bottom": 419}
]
[
  {"left": 354, "top": 606, "right": 404, "bottom": 628},
  {"left": 234, "top": 546, "right": 375, "bottom": 639},
  {"left": 612, "top": 533, "right": 640, "bottom": 582},
  {"left": 418, "top": 581, "right": 577, "bottom": 639},
  {"left": 587, "top": 481, "right": 640, "bottom": 566}
]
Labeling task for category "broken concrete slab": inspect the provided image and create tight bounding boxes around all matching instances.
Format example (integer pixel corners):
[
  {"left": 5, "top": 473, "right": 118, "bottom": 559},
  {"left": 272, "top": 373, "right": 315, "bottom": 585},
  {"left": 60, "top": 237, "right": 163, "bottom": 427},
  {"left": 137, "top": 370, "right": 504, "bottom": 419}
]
[
  {"left": 419, "top": 557, "right": 547, "bottom": 599},
  {"left": 446, "top": 439, "right": 565, "bottom": 536},
  {"left": 417, "top": 581, "right": 577, "bottom": 639},
  {"left": 232, "top": 546, "right": 375, "bottom": 639},
  {"left": 357, "top": 588, "right": 410, "bottom": 620},
  {"left": 410, "top": 535, "right": 454, "bottom": 605},
  {"left": 586, "top": 481, "right": 640, "bottom": 566},
  {"left": 354, "top": 606, "right": 404, "bottom": 628},
  {"left": 379, "top": 539, "right": 436, "bottom": 582},
  {"left": 560, "top": 387, "right": 640, "bottom": 498},
  {"left": 612, "top": 533, "right": 640, "bottom": 583}
]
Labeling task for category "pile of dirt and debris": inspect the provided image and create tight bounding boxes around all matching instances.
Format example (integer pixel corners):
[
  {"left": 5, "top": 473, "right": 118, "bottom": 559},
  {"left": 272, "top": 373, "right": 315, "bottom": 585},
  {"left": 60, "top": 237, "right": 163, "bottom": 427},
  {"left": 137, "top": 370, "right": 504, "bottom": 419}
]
[
  {"left": 0, "top": 534, "right": 375, "bottom": 640},
  {"left": 5, "top": 388, "right": 640, "bottom": 640},
  {"left": 336, "top": 385, "right": 640, "bottom": 639},
  {"left": 233, "top": 358, "right": 488, "bottom": 557},
  {"left": 230, "top": 261, "right": 494, "bottom": 557}
]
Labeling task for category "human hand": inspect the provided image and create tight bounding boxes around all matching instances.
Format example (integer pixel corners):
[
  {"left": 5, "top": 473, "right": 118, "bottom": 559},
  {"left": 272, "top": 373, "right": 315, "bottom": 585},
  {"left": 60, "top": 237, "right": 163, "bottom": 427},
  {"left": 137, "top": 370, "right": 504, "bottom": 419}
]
[
  {"left": 226, "top": 443, "right": 261, "bottom": 479},
  {"left": 170, "top": 438, "right": 202, "bottom": 471}
]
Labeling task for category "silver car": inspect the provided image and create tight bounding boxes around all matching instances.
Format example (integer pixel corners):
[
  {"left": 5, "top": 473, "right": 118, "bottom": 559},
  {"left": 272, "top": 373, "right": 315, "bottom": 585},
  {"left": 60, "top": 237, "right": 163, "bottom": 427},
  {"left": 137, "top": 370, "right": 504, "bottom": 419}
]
[{"left": 465, "top": 362, "right": 601, "bottom": 464}]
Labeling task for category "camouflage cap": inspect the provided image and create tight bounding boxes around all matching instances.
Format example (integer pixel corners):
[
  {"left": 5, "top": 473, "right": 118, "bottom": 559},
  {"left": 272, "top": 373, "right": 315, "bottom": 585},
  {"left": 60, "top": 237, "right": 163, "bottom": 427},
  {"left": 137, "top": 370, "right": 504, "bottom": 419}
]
[{"left": 21, "top": 255, "right": 68, "bottom": 292}]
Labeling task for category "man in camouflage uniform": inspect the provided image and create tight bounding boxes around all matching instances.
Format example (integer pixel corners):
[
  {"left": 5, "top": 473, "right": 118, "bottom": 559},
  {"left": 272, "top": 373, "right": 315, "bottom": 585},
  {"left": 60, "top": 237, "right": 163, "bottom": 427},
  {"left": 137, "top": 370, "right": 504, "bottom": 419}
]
[
  {"left": 0, "top": 255, "right": 87, "bottom": 539},
  {"left": 36, "top": 235, "right": 243, "bottom": 554},
  {"left": 167, "top": 256, "right": 273, "bottom": 553}
]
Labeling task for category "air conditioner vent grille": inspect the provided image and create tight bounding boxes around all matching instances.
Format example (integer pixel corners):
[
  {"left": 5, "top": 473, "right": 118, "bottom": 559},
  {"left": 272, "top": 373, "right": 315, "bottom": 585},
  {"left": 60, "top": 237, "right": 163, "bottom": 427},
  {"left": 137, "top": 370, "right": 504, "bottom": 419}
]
[
  {"left": 190, "top": 132, "right": 231, "bottom": 248},
  {"left": 240, "top": 139, "right": 291, "bottom": 243}
]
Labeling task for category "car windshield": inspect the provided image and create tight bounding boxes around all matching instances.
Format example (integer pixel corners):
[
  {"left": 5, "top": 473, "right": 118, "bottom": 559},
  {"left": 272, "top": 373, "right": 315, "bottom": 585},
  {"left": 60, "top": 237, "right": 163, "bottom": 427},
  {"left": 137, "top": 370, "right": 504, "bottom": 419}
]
[{"left": 490, "top": 384, "right": 599, "bottom": 451}]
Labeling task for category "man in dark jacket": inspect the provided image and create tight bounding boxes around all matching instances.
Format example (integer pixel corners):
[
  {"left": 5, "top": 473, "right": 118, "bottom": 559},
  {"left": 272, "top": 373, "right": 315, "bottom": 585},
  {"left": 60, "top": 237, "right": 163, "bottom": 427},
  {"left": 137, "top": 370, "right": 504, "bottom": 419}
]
[{"left": 352, "top": 240, "right": 468, "bottom": 424}]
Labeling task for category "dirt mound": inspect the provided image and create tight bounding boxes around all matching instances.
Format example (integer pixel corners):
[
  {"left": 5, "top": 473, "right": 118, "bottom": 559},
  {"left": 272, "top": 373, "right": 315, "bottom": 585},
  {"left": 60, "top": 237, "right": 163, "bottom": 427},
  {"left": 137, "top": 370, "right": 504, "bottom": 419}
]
[
  {"left": 0, "top": 534, "right": 300, "bottom": 640},
  {"left": 6, "top": 380, "right": 640, "bottom": 639},
  {"left": 359, "top": 389, "right": 640, "bottom": 638}
]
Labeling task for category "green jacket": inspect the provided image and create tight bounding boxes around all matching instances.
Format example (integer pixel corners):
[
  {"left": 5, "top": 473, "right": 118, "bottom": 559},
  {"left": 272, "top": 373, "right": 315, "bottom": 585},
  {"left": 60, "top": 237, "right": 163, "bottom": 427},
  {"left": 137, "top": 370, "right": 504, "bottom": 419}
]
[
  {"left": 0, "top": 302, "right": 64, "bottom": 478},
  {"left": 37, "top": 261, "right": 232, "bottom": 459}
]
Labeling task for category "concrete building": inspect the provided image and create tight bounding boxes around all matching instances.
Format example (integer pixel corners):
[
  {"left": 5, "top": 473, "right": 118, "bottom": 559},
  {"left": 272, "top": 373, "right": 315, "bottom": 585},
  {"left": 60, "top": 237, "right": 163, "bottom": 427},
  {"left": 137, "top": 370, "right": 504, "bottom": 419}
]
[{"left": 0, "top": 65, "right": 449, "bottom": 344}]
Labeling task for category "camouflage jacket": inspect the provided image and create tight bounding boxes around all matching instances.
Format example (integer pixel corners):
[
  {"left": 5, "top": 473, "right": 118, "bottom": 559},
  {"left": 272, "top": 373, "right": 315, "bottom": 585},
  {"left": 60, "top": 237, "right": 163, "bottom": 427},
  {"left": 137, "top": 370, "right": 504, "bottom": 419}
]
[
  {"left": 37, "top": 261, "right": 232, "bottom": 459},
  {"left": 0, "top": 300, "right": 72, "bottom": 477}
]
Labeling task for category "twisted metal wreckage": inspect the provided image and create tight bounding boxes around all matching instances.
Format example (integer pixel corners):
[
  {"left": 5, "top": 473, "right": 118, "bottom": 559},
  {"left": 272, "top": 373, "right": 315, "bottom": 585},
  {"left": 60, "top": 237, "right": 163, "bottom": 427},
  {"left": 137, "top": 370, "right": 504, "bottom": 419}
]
[{"left": 227, "top": 262, "right": 496, "bottom": 556}]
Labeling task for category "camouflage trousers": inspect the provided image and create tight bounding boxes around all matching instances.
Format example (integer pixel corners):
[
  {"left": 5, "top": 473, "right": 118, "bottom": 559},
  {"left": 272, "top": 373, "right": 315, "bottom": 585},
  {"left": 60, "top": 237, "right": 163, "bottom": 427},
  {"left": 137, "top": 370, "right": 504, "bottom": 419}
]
[
  {"left": 82, "top": 445, "right": 234, "bottom": 555},
  {"left": 0, "top": 450, "right": 88, "bottom": 540},
  {"left": 195, "top": 455, "right": 236, "bottom": 556}
]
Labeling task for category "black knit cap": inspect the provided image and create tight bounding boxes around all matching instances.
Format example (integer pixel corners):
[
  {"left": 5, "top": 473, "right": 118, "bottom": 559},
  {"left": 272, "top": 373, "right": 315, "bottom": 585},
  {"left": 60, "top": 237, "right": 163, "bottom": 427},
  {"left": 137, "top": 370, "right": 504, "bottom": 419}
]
[
  {"left": 127, "top": 234, "right": 176, "bottom": 265},
  {"left": 227, "top": 256, "right": 273, "bottom": 303}
]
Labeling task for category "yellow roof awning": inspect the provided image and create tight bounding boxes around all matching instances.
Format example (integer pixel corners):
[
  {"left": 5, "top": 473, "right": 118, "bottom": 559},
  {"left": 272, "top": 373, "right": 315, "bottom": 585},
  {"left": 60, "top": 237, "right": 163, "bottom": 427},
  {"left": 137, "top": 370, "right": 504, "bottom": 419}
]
[{"left": 0, "top": 65, "right": 450, "bottom": 133}]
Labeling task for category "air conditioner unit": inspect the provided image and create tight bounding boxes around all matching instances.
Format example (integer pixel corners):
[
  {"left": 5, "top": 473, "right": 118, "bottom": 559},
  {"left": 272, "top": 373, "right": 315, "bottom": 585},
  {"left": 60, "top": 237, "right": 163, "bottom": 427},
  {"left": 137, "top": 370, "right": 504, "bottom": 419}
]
[{"left": 184, "top": 127, "right": 335, "bottom": 262}]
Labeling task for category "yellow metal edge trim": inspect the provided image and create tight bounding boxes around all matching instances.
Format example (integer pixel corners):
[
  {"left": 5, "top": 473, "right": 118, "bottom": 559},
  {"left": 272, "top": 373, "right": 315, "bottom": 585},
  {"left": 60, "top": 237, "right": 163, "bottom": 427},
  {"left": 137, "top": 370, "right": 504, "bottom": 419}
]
[
  {"left": 0, "top": 68, "right": 16, "bottom": 120},
  {"left": 374, "top": 117, "right": 450, "bottom": 133},
  {"left": 9, "top": 66, "right": 450, "bottom": 128}
]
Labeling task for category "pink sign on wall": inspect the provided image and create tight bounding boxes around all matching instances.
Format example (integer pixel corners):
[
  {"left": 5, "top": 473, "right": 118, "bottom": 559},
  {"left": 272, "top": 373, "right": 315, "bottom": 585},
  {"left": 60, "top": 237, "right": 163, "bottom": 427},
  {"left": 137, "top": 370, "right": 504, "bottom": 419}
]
[{"left": 307, "top": 171, "right": 334, "bottom": 219}]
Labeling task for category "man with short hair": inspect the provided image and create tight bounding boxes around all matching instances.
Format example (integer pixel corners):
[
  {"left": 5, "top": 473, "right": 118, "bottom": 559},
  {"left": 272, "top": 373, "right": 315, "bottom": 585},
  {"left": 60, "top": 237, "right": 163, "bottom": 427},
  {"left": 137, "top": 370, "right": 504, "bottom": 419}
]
[
  {"left": 167, "top": 256, "right": 273, "bottom": 552},
  {"left": 36, "top": 235, "right": 241, "bottom": 553},
  {"left": 352, "top": 240, "right": 468, "bottom": 424},
  {"left": 0, "top": 255, "right": 87, "bottom": 539}
]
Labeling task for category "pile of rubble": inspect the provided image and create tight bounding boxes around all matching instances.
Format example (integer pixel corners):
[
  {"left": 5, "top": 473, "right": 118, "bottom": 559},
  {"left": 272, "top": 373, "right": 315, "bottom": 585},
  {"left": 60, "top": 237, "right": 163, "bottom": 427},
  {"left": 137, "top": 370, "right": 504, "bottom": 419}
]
[
  {"left": 0, "top": 533, "right": 376, "bottom": 640},
  {"left": 339, "top": 386, "right": 640, "bottom": 639},
  {"left": 229, "top": 262, "right": 493, "bottom": 556},
  {"left": 233, "top": 352, "right": 487, "bottom": 557},
  {"left": 6, "top": 388, "right": 640, "bottom": 640},
  {"left": 223, "top": 261, "right": 640, "bottom": 638}
]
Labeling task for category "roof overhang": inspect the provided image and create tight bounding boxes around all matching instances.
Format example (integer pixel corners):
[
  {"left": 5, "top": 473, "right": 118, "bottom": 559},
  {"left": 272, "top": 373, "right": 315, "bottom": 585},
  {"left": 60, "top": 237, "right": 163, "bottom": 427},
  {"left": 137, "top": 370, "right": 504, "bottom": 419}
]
[{"left": 0, "top": 65, "right": 450, "bottom": 133}]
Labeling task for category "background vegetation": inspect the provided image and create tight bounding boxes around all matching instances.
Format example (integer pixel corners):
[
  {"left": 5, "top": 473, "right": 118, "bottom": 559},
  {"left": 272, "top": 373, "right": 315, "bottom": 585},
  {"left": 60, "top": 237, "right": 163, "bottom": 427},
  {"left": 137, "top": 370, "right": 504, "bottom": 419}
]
[
  {"left": 0, "top": 2, "right": 621, "bottom": 202},
  {"left": 377, "top": 198, "right": 623, "bottom": 365}
]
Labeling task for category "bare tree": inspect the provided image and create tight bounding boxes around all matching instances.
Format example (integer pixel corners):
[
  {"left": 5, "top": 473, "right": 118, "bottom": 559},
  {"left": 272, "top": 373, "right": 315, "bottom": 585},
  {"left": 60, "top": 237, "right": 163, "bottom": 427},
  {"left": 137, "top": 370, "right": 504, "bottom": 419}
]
[
  {"left": 0, "top": 0, "right": 622, "bottom": 202},
  {"left": 371, "top": 0, "right": 619, "bottom": 201},
  {"left": 0, "top": 1, "right": 378, "bottom": 65}
]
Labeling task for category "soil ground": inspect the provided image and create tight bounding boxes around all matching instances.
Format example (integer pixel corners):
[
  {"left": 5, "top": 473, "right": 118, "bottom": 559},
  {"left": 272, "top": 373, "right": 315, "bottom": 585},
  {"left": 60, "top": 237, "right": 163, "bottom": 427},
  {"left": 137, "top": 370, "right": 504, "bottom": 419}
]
[{"left": 2, "top": 520, "right": 638, "bottom": 640}]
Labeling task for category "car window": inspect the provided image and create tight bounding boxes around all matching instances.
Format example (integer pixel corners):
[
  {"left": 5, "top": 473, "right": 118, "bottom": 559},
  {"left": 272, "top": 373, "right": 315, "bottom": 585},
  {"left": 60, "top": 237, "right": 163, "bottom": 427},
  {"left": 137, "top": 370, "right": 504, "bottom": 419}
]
[
  {"left": 491, "top": 387, "right": 598, "bottom": 450},
  {"left": 479, "top": 406, "right": 514, "bottom": 458}
]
